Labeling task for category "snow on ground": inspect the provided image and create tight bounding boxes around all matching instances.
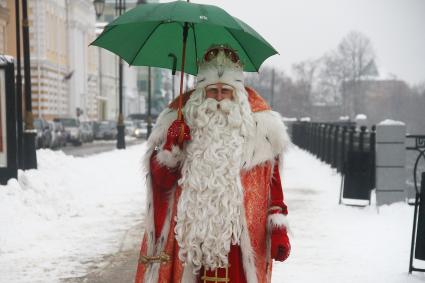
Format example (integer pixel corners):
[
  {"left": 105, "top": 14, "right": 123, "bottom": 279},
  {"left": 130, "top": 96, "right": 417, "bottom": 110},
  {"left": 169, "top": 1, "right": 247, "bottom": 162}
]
[
  {"left": 1, "top": 143, "right": 425, "bottom": 283},
  {"left": 273, "top": 146, "right": 425, "bottom": 283},
  {"left": 0, "top": 145, "right": 147, "bottom": 283}
]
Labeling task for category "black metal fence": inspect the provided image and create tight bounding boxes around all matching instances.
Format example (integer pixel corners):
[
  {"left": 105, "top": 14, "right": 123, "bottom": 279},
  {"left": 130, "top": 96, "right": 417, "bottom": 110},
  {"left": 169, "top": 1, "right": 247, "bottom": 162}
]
[
  {"left": 291, "top": 121, "right": 376, "bottom": 203},
  {"left": 407, "top": 135, "right": 425, "bottom": 273}
]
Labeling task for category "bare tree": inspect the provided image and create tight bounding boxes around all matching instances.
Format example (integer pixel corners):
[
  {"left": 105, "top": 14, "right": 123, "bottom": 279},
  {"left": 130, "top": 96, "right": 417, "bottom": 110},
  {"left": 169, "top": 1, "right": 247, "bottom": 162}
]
[
  {"left": 317, "top": 51, "right": 346, "bottom": 108},
  {"left": 291, "top": 59, "right": 320, "bottom": 115},
  {"left": 337, "top": 31, "right": 378, "bottom": 115},
  {"left": 317, "top": 31, "right": 378, "bottom": 117},
  {"left": 338, "top": 31, "right": 377, "bottom": 80}
]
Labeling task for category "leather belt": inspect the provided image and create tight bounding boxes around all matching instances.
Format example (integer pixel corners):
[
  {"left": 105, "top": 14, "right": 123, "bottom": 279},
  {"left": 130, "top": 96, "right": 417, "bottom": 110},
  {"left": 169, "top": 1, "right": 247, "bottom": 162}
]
[{"left": 138, "top": 252, "right": 170, "bottom": 265}]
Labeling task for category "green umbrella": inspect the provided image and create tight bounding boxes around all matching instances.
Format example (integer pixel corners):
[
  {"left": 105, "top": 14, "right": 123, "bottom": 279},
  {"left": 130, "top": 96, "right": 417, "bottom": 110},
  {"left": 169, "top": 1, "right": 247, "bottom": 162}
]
[{"left": 91, "top": 0, "right": 278, "bottom": 123}]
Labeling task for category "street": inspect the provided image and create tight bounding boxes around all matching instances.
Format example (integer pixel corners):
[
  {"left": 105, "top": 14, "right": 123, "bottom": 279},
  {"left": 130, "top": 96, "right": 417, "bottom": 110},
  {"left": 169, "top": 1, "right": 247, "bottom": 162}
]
[
  {"left": 57, "top": 139, "right": 146, "bottom": 283},
  {"left": 62, "top": 221, "right": 143, "bottom": 283},
  {"left": 58, "top": 138, "right": 145, "bottom": 157}
]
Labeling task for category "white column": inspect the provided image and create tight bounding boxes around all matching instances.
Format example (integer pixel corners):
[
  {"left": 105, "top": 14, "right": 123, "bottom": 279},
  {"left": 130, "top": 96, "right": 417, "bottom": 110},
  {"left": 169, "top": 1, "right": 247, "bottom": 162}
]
[{"left": 375, "top": 120, "right": 407, "bottom": 205}]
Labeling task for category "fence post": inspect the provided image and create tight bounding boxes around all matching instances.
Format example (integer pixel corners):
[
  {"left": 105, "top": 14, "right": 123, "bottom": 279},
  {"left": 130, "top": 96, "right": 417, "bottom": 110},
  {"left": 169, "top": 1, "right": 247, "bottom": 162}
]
[
  {"left": 323, "top": 124, "right": 328, "bottom": 162},
  {"left": 317, "top": 124, "right": 321, "bottom": 158},
  {"left": 327, "top": 124, "right": 332, "bottom": 166},
  {"left": 375, "top": 121, "right": 406, "bottom": 205},
  {"left": 359, "top": 126, "right": 366, "bottom": 152},
  {"left": 341, "top": 126, "right": 347, "bottom": 173},
  {"left": 320, "top": 124, "right": 326, "bottom": 161},
  {"left": 333, "top": 126, "right": 340, "bottom": 169},
  {"left": 370, "top": 125, "right": 376, "bottom": 190},
  {"left": 313, "top": 123, "right": 319, "bottom": 155},
  {"left": 348, "top": 125, "right": 355, "bottom": 153},
  {"left": 316, "top": 123, "right": 321, "bottom": 157}
]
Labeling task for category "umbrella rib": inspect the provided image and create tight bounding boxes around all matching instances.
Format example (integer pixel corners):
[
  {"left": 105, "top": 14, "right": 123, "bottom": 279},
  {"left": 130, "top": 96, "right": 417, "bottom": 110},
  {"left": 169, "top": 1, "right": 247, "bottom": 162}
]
[
  {"left": 129, "top": 22, "right": 163, "bottom": 66},
  {"left": 225, "top": 27, "right": 259, "bottom": 72},
  {"left": 191, "top": 23, "right": 199, "bottom": 74}
]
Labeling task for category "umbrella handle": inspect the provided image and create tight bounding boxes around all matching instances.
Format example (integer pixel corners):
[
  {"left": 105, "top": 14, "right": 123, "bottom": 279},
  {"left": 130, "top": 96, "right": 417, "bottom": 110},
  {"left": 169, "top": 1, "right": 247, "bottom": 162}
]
[
  {"left": 177, "top": 22, "right": 189, "bottom": 144},
  {"left": 177, "top": 22, "right": 189, "bottom": 121},
  {"left": 168, "top": 53, "right": 177, "bottom": 75},
  {"left": 178, "top": 121, "right": 185, "bottom": 146}
]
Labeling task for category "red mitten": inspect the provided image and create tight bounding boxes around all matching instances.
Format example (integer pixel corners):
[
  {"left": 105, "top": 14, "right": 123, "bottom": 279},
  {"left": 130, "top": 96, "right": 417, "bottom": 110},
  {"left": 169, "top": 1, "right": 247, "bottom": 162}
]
[
  {"left": 150, "top": 151, "right": 180, "bottom": 189},
  {"left": 269, "top": 160, "right": 291, "bottom": 261},
  {"left": 271, "top": 224, "right": 291, "bottom": 261},
  {"left": 163, "top": 119, "right": 191, "bottom": 151}
]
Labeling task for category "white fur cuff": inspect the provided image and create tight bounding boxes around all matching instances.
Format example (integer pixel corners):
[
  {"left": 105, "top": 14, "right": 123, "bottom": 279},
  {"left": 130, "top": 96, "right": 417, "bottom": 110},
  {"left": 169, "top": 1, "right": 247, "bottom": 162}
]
[
  {"left": 155, "top": 145, "right": 184, "bottom": 168},
  {"left": 268, "top": 213, "right": 292, "bottom": 235}
]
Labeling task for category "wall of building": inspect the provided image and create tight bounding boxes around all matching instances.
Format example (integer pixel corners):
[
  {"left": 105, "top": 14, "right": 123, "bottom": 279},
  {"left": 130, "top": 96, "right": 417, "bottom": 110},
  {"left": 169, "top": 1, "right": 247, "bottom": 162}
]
[{"left": 0, "top": 1, "right": 8, "bottom": 54}]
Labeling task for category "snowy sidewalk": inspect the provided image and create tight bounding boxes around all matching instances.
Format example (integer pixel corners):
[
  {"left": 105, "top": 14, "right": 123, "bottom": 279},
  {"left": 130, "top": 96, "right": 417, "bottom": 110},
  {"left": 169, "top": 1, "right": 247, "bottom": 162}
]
[
  {"left": 0, "top": 146, "right": 147, "bottom": 283},
  {"left": 274, "top": 146, "right": 425, "bottom": 283},
  {"left": 1, "top": 144, "right": 425, "bottom": 282}
]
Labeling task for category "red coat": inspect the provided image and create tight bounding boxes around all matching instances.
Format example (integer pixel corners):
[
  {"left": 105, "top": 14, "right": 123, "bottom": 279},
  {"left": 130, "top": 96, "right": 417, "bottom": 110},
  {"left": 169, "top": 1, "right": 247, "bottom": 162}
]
[{"left": 135, "top": 88, "right": 290, "bottom": 283}]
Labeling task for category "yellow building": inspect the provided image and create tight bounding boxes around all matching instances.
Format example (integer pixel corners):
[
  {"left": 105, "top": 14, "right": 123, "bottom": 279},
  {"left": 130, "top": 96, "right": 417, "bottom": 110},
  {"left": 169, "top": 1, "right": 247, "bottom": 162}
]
[
  {"left": 0, "top": 1, "right": 9, "bottom": 54},
  {"left": 3, "top": 0, "right": 98, "bottom": 121}
]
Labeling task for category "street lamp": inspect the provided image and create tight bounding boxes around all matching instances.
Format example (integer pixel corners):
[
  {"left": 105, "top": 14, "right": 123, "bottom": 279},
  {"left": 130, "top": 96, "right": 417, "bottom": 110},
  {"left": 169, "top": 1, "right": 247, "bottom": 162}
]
[
  {"left": 93, "top": 0, "right": 126, "bottom": 149},
  {"left": 22, "top": 0, "right": 37, "bottom": 169},
  {"left": 93, "top": 0, "right": 105, "bottom": 19},
  {"left": 14, "top": 0, "right": 24, "bottom": 169}
]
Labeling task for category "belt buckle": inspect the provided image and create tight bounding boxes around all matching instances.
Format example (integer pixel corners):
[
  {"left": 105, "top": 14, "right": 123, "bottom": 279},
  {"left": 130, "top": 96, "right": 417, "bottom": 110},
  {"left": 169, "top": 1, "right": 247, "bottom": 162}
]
[
  {"left": 201, "top": 266, "right": 230, "bottom": 282},
  {"left": 138, "top": 252, "right": 170, "bottom": 265}
]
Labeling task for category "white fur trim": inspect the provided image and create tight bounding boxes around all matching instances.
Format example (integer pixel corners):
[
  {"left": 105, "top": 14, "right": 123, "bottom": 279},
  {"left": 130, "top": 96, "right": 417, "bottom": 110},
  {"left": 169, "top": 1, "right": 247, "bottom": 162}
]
[
  {"left": 147, "top": 108, "right": 177, "bottom": 150},
  {"left": 155, "top": 145, "right": 184, "bottom": 168},
  {"left": 196, "top": 51, "right": 245, "bottom": 90},
  {"left": 239, "top": 174, "right": 259, "bottom": 283},
  {"left": 242, "top": 110, "right": 292, "bottom": 170},
  {"left": 181, "top": 264, "right": 198, "bottom": 283},
  {"left": 141, "top": 113, "right": 179, "bottom": 282},
  {"left": 267, "top": 213, "right": 292, "bottom": 236}
]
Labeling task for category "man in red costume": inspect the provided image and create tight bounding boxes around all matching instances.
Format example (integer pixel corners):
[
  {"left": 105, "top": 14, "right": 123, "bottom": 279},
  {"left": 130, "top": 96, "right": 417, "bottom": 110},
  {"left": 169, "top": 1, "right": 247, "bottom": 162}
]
[{"left": 135, "top": 46, "right": 291, "bottom": 283}]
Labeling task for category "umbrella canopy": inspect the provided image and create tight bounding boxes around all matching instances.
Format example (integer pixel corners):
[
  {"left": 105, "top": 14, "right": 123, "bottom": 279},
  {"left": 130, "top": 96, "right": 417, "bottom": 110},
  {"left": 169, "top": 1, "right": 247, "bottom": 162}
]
[{"left": 91, "top": 0, "right": 278, "bottom": 75}]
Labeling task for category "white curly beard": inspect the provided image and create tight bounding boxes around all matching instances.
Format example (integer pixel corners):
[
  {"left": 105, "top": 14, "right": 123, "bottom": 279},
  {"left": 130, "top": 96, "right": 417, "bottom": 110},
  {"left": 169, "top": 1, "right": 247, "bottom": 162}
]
[{"left": 175, "top": 88, "right": 254, "bottom": 274}]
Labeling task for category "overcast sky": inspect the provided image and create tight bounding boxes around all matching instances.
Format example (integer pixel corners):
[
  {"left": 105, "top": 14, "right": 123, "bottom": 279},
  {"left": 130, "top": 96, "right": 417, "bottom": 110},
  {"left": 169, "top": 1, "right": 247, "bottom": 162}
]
[{"left": 161, "top": 0, "right": 425, "bottom": 85}]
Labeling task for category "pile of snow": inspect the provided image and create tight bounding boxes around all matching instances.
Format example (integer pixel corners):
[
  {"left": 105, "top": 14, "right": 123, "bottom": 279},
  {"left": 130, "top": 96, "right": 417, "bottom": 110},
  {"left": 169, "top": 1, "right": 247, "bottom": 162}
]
[
  {"left": 0, "top": 145, "right": 147, "bottom": 282},
  {"left": 282, "top": 117, "right": 298, "bottom": 122},
  {"left": 379, "top": 119, "right": 406, "bottom": 126},
  {"left": 300, "top": 117, "right": 311, "bottom": 122},
  {"left": 339, "top": 116, "right": 350, "bottom": 121},
  {"left": 355, "top": 113, "right": 367, "bottom": 120},
  {"left": 274, "top": 146, "right": 425, "bottom": 283}
]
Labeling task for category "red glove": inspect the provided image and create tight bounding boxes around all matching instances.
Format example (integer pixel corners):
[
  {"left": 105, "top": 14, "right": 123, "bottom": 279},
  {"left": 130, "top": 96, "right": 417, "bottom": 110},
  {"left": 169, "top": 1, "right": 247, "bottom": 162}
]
[
  {"left": 163, "top": 119, "right": 191, "bottom": 151},
  {"left": 271, "top": 224, "right": 291, "bottom": 261},
  {"left": 269, "top": 160, "right": 290, "bottom": 261}
]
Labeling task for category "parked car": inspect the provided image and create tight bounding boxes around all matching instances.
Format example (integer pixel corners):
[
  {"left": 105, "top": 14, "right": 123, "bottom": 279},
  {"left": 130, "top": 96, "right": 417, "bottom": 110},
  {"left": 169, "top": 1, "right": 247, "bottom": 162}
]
[
  {"left": 34, "top": 118, "right": 52, "bottom": 149},
  {"left": 133, "top": 120, "right": 148, "bottom": 139},
  {"left": 95, "top": 121, "right": 117, "bottom": 140},
  {"left": 127, "top": 113, "right": 147, "bottom": 121},
  {"left": 54, "top": 117, "right": 82, "bottom": 146},
  {"left": 108, "top": 120, "right": 118, "bottom": 138},
  {"left": 124, "top": 120, "right": 136, "bottom": 136},
  {"left": 127, "top": 113, "right": 157, "bottom": 124},
  {"left": 48, "top": 121, "right": 67, "bottom": 148},
  {"left": 80, "top": 122, "right": 94, "bottom": 143}
]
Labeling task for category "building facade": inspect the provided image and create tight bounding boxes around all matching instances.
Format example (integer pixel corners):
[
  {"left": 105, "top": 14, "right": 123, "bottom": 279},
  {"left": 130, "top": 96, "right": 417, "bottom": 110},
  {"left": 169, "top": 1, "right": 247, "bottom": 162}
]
[
  {"left": 0, "top": 0, "right": 170, "bottom": 122},
  {"left": 0, "top": 1, "right": 8, "bottom": 54},
  {"left": 98, "top": 0, "right": 144, "bottom": 120},
  {"left": 3, "top": 0, "right": 98, "bottom": 121},
  {"left": 95, "top": 22, "right": 118, "bottom": 121}
]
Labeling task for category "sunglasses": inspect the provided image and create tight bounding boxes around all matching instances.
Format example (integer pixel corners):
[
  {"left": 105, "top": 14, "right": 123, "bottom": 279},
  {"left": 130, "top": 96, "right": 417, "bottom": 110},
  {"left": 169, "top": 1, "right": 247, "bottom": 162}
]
[{"left": 203, "top": 46, "right": 240, "bottom": 64}]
